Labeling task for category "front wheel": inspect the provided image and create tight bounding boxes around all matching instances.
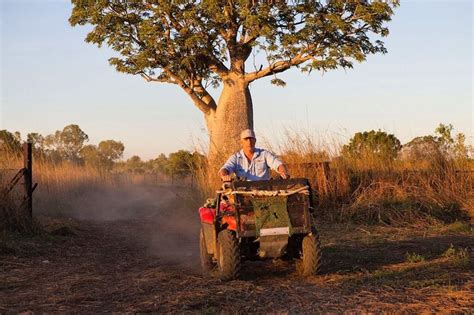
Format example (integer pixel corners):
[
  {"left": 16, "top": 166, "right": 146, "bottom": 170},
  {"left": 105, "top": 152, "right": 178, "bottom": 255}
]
[
  {"left": 297, "top": 229, "right": 322, "bottom": 277},
  {"left": 200, "top": 228, "right": 215, "bottom": 275},
  {"left": 217, "top": 230, "right": 241, "bottom": 281}
]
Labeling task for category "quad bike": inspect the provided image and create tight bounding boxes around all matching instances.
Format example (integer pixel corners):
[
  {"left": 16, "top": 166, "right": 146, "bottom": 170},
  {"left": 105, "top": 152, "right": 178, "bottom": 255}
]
[{"left": 198, "top": 178, "right": 322, "bottom": 281}]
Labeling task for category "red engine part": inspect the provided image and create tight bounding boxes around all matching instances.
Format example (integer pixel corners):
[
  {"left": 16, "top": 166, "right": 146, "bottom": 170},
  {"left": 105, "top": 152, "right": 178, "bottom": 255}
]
[
  {"left": 222, "top": 215, "right": 237, "bottom": 231},
  {"left": 200, "top": 203, "right": 237, "bottom": 231},
  {"left": 199, "top": 207, "right": 215, "bottom": 224},
  {"left": 219, "top": 201, "right": 234, "bottom": 212},
  {"left": 219, "top": 201, "right": 237, "bottom": 231}
]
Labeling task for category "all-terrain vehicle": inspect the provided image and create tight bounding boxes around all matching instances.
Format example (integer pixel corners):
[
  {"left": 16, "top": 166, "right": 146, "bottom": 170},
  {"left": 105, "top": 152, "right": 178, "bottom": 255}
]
[{"left": 198, "top": 178, "right": 322, "bottom": 280}]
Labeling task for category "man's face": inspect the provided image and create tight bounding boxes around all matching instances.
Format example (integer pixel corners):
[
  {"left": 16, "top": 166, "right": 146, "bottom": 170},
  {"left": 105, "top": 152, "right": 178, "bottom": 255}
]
[{"left": 240, "top": 137, "right": 256, "bottom": 151}]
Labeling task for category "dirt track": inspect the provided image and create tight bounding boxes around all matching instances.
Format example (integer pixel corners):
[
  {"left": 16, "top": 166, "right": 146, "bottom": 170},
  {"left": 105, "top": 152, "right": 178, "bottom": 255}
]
[{"left": 1, "top": 184, "right": 473, "bottom": 313}]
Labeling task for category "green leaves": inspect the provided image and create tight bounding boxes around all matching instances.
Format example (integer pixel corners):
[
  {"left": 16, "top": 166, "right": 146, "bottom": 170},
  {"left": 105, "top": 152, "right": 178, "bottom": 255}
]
[
  {"left": 70, "top": 0, "right": 398, "bottom": 95},
  {"left": 342, "top": 130, "right": 402, "bottom": 161},
  {"left": 82, "top": 140, "right": 125, "bottom": 170},
  {"left": 270, "top": 77, "right": 286, "bottom": 86}
]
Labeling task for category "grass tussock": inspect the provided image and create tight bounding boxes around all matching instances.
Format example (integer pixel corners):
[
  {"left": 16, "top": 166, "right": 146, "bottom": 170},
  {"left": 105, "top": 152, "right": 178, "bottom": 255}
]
[
  {"left": 405, "top": 252, "right": 426, "bottom": 263},
  {"left": 442, "top": 244, "right": 470, "bottom": 267}
]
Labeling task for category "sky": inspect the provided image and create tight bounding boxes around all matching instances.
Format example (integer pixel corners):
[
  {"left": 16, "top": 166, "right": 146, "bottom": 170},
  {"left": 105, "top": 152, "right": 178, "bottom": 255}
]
[{"left": 1, "top": 0, "right": 472, "bottom": 160}]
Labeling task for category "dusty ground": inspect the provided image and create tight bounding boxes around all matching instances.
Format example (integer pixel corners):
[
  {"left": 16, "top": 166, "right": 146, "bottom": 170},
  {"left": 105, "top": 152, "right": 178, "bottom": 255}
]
[{"left": 1, "top": 184, "right": 473, "bottom": 313}]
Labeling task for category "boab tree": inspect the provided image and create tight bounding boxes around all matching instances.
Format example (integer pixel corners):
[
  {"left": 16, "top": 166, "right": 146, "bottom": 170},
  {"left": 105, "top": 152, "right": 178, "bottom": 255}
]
[{"left": 70, "top": 0, "right": 398, "bottom": 164}]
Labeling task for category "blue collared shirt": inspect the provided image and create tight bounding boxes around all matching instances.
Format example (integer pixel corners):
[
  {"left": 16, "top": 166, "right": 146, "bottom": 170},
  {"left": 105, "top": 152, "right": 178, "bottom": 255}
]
[{"left": 220, "top": 148, "right": 283, "bottom": 181}]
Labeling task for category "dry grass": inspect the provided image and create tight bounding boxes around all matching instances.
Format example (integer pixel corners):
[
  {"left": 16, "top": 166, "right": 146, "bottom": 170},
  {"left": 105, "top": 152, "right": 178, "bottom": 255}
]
[
  {"left": 194, "top": 130, "right": 473, "bottom": 225},
  {"left": 2, "top": 138, "right": 471, "bottom": 312},
  {"left": 1, "top": 128, "right": 473, "bottom": 233},
  {"left": 0, "top": 150, "right": 112, "bottom": 232},
  {"left": 1, "top": 215, "right": 472, "bottom": 313},
  {"left": 0, "top": 149, "right": 184, "bottom": 230}
]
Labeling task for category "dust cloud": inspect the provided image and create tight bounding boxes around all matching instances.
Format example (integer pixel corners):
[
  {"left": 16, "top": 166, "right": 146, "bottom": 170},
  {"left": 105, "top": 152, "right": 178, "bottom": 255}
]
[{"left": 36, "top": 182, "right": 203, "bottom": 268}]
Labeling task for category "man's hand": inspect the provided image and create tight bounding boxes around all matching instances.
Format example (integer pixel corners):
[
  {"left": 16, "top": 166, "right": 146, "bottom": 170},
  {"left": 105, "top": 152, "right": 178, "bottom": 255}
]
[
  {"left": 278, "top": 164, "right": 290, "bottom": 179},
  {"left": 219, "top": 169, "right": 232, "bottom": 182}
]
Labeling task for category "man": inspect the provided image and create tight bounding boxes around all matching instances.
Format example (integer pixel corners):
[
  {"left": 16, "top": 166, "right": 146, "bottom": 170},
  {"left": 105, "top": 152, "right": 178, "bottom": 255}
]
[{"left": 219, "top": 129, "right": 290, "bottom": 181}]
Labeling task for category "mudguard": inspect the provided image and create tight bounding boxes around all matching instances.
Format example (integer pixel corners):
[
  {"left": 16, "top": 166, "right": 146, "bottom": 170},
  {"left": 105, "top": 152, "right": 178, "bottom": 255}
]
[{"left": 199, "top": 207, "right": 215, "bottom": 224}]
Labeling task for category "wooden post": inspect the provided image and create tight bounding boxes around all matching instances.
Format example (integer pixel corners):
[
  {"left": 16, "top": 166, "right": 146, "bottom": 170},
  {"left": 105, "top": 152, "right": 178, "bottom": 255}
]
[{"left": 23, "top": 142, "right": 33, "bottom": 219}]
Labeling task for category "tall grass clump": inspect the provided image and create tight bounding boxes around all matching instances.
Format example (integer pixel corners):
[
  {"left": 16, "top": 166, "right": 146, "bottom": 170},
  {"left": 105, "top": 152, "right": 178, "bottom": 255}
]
[
  {"left": 193, "top": 156, "right": 221, "bottom": 201},
  {"left": 34, "top": 158, "right": 113, "bottom": 215}
]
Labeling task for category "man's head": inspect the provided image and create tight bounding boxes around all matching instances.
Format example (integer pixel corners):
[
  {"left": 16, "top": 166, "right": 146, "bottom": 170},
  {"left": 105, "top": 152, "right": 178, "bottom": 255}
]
[{"left": 240, "top": 129, "right": 256, "bottom": 151}]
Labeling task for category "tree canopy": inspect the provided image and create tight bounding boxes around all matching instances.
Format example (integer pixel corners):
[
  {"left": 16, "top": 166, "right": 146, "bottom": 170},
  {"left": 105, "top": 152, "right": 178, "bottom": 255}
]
[
  {"left": 70, "top": 0, "right": 398, "bottom": 115},
  {"left": 342, "top": 130, "right": 401, "bottom": 160},
  {"left": 41, "top": 124, "right": 89, "bottom": 162},
  {"left": 0, "top": 124, "right": 125, "bottom": 168},
  {"left": 0, "top": 130, "right": 22, "bottom": 154},
  {"left": 81, "top": 140, "right": 125, "bottom": 170}
]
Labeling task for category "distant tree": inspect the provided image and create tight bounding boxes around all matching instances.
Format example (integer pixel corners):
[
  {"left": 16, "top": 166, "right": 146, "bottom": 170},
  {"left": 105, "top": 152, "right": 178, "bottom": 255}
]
[
  {"left": 399, "top": 135, "right": 441, "bottom": 161},
  {"left": 453, "top": 133, "right": 470, "bottom": 160},
  {"left": 44, "top": 124, "right": 89, "bottom": 162},
  {"left": 80, "top": 144, "right": 101, "bottom": 167},
  {"left": 98, "top": 140, "right": 124, "bottom": 161},
  {"left": 0, "top": 130, "right": 22, "bottom": 154},
  {"left": 150, "top": 153, "right": 170, "bottom": 175},
  {"left": 13, "top": 132, "right": 21, "bottom": 143},
  {"left": 27, "top": 132, "right": 45, "bottom": 153},
  {"left": 342, "top": 130, "right": 401, "bottom": 160},
  {"left": 97, "top": 140, "right": 125, "bottom": 169},
  {"left": 434, "top": 123, "right": 454, "bottom": 154},
  {"left": 43, "top": 131, "right": 61, "bottom": 156},
  {"left": 167, "top": 150, "right": 194, "bottom": 178},
  {"left": 434, "top": 123, "right": 470, "bottom": 159},
  {"left": 59, "top": 124, "right": 89, "bottom": 161},
  {"left": 399, "top": 123, "right": 470, "bottom": 163},
  {"left": 126, "top": 155, "right": 145, "bottom": 173},
  {"left": 70, "top": 0, "right": 399, "bottom": 163}
]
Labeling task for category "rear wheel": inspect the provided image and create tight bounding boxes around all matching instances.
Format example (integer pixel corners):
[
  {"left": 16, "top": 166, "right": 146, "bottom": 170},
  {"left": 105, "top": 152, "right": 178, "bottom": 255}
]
[
  {"left": 217, "top": 230, "right": 241, "bottom": 281},
  {"left": 199, "top": 228, "right": 214, "bottom": 275},
  {"left": 297, "top": 229, "right": 322, "bottom": 277}
]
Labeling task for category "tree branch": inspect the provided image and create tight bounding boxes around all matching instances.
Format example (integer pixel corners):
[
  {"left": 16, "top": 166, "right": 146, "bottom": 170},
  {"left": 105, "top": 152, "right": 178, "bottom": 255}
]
[
  {"left": 244, "top": 54, "right": 313, "bottom": 82},
  {"left": 208, "top": 58, "right": 229, "bottom": 77},
  {"left": 163, "top": 68, "right": 217, "bottom": 114},
  {"left": 140, "top": 72, "right": 176, "bottom": 84}
]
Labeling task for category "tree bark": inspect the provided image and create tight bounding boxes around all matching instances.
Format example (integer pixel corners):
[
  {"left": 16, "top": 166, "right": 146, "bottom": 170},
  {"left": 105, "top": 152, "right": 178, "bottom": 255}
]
[{"left": 205, "top": 77, "right": 253, "bottom": 167}]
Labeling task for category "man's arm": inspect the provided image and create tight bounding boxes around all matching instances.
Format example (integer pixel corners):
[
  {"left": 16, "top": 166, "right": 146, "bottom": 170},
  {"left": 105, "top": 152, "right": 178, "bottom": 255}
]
[
  {"left": 264, "top": 150, "right": 290, "bottom": 179},
  {"left": 218, "top": 154, "right": 237, "bottom": 181}
]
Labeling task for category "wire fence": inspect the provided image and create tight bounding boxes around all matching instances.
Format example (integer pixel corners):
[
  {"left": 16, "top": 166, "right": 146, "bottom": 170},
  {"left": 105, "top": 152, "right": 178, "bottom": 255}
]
[{"left": 1, "top": 143, "right": 35, "bottom": 222}]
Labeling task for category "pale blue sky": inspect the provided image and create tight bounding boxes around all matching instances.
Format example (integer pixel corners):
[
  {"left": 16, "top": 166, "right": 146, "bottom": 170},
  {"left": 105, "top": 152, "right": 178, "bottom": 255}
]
[{"left": 1, "top": 0, "right": 472, "bottom": 159}]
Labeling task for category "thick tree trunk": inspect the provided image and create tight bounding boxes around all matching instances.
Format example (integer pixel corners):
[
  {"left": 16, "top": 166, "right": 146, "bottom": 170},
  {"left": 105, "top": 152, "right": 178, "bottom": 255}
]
[{"left": 205, "top": 78, "right": 253, "bottom": 167}]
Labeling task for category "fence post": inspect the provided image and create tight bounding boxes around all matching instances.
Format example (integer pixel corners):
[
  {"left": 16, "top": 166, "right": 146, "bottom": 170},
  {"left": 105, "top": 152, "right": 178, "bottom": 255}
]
[{"left": 23, "top": 142, "right": 33, "bottom": 219}]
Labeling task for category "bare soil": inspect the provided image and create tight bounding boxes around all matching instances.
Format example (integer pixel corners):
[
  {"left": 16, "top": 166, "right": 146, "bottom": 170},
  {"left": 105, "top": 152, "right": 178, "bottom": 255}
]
[{"left": 1, "top": 184, "right": 473, "bottom": 313}]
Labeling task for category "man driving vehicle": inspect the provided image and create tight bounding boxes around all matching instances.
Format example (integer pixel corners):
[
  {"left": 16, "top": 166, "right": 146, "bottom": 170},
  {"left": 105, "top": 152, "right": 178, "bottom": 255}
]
[{"left": 218, "top": 129, "right": 290, "bottom": 181}]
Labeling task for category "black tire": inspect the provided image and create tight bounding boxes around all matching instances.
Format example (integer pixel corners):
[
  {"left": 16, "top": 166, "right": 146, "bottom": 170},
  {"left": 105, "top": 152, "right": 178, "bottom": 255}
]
[
  {"left": 217, "top": 230, "right": 241, "bottom": 281},
  {"left": 297, "top": 229, "right": 322, "bottom": 277},
  {"left": 200, "top": 228, "right": 214, "bottom": 275}
]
